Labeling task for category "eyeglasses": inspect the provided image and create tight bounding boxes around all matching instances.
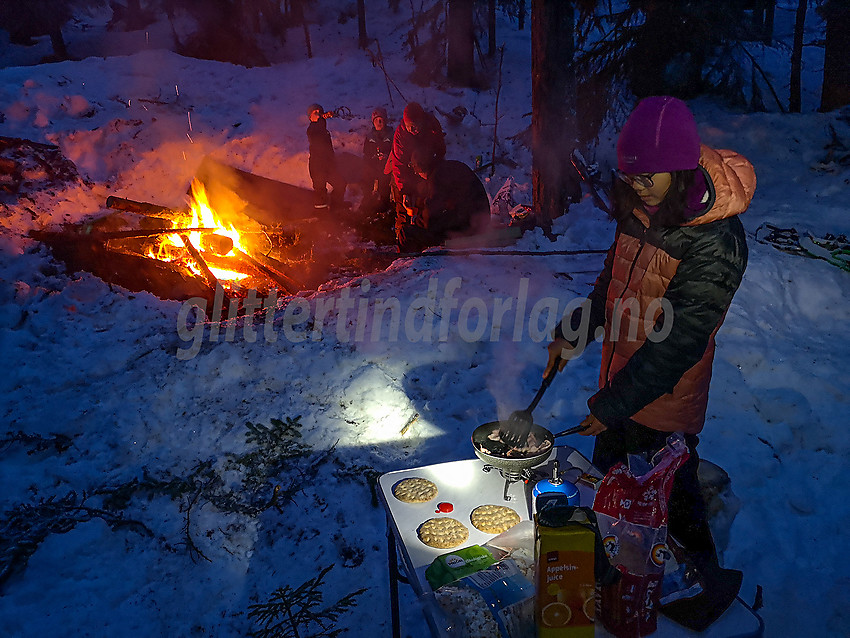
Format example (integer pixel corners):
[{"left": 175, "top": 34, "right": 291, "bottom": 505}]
[{"left": 616, "top": 170, "right": 655, "bottom": 189}]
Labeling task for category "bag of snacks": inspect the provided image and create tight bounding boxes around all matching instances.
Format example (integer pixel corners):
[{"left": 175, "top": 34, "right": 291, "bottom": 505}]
[
  {"left": 592, "top": 433, "right": 690, "bottom": 638},
  {"left": 433, "top": 558, "right": 535, "bottom": 638}
]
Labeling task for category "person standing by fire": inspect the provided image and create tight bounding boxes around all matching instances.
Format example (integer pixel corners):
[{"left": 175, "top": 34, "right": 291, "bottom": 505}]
[
  {"left": 386, "top": 101, "right": 445, "bottom": 216},
  {"left": 306, "top": 103, "right": 347, "bottom": 210},
  {"left": 544, "top": 96, "right": 754, "bottom": 619},
  {"left": 361, "top": 106, "right": 393, "bottom": 214}
]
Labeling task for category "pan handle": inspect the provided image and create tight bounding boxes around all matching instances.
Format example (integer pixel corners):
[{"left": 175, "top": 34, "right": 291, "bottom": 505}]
[{"left": 552, "top": 424, "right": 588, "bottom": 437}]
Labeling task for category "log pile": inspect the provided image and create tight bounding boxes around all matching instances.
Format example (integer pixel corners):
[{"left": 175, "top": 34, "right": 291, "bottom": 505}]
[{"left": 29, "top": 196, "right": 309, "bottom": 313}]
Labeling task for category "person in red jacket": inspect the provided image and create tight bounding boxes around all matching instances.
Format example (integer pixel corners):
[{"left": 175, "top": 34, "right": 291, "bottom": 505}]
[
  {"left": 386, "top": 101, "right": 446, "bottom": 214},
  {"left": 545, "top": 96, "right": 755, "bottom": 620}
]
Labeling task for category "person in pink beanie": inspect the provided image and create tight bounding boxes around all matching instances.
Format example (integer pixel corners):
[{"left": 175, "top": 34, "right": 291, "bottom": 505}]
[{"left": 544, "top": 96, "right": 756, "bottom": 629}]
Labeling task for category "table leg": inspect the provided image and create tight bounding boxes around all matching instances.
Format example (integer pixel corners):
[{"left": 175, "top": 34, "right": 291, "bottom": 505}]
[{"left": 387, "top": 525, "right": 401, "bottom": 638}]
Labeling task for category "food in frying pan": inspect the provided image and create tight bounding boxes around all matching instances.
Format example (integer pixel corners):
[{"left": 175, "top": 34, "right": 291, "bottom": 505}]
[{"left": 479, "top": 426, "right": 553, "bottom": 458}]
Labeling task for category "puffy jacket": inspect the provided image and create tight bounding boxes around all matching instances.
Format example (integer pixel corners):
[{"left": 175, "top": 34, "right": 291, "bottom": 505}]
[
  {"left": 363, "top": 126, "right": 393, "bottom": 178},
  {"left": 385, "top": 113, "right": 446, "bottom": 195},
  {"left": 575, "top": 146, "right": 755, "bottom": 434}
]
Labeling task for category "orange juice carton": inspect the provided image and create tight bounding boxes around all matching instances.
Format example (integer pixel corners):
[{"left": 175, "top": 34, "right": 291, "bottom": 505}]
[{"left": 535, "top": 501, "right": 596, "bottom": 637}]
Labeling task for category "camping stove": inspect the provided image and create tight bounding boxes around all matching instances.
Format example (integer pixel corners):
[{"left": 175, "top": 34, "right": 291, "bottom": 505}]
[{"left": 481, "top": 464, "right": 537, "bottom": 501}]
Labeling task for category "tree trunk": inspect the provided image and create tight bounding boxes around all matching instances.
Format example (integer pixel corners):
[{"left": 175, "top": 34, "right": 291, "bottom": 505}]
[
  {"left": 49, "top": 29, "right": 69, "bottom": 60},
  {"left": 291, "top": 0, "right": 312, "bottom": 58},
  {"left": 357, "top": 0, "right": 369, "bottom": 49},
  {"left": 820, "top": 0, "right": 850, "bottom": 112},
  {"left": 488, "top": 0, "right": 496, "bottom": 58},
  {"left": 789, "top": 0, "right": 806, "bottom": 113},
  {"left": 762, "top": 0, "right": 775, "bottom": 45},
  {"left": 531, "top": 0, "right": 580, "bottom": 232},
  {"left": 447, "top": 0, "right": 476, "bottom": 86}
]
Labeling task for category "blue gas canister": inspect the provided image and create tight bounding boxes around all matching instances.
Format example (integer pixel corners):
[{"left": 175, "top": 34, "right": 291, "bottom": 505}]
[{"left": 532, "top": 460, "right": 579, "bottom": 513}]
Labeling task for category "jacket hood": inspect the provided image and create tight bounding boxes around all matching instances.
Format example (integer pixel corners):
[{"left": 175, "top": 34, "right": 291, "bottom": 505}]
[{"left": 685, "top": 145, "right": 756, "bottom": 226}]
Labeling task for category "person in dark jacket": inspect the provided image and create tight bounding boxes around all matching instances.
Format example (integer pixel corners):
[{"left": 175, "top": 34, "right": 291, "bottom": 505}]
[
  {"left": 544, "top": 96, "right": 755, "bottom": 612},
  {"left": 362, "top": 107, "right": 393, "bottom": 203},
  {"left": 306, "top": 103, "right": 347, "bottom": 210},
  {"left": 360, "top": 107, "right": 394, "bottom": 219},
  {"left": 395, "top": 150, "right": 490, "bottom": 252},
  {"left": 386, "top": 102, "right": 446, "bottom": 214}
]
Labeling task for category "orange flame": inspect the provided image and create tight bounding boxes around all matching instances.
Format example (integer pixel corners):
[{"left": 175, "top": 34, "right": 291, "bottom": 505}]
[{"left": 154, "top": 179, "right": 250, "bottom": 282}]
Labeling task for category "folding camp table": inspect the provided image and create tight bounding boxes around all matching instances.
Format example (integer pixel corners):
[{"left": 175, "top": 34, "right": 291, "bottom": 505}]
[{"left": 378, "top": 445, "right": 764, "bottom": 638}]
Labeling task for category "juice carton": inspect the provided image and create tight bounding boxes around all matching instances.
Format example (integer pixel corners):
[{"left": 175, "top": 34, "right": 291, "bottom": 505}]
[{"left": 534, "top": 501, "right": 596, "bottom": 637}]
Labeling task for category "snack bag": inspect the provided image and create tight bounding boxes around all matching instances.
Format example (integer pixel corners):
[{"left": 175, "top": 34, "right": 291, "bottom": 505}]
[
  {"left": 425, "top": 545, "right": 496, "bottom": 590},
  {"left": 433, "top": 558, "right": 535, "bottom": 638},
  {"left": 592, "top": 433, "right": 689, "bottom": 638}
]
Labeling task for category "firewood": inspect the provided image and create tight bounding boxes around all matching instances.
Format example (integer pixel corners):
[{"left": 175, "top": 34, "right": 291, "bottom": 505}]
[
  {"left": 29, "top": 230, "right": 217, "bottom": 304},
  {"left": 236, "top": 249, "right": 303, "bottom": 294},
  {"left": 201, "top": 234, "right": 234, "bottom": 255},
  {"left": 106, "top": 196, "right": 183, "bottom": 217},
  {"left": 179, "top": 234, "right": 224, "bottom": 295}
]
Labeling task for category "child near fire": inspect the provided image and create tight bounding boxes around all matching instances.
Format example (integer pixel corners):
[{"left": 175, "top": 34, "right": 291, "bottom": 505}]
[
  {"left": 306, "top": 103, "right": 347, "bottom": 210},
  {"left": 362, "top": 106, "right": 393, "bottom": 213}
]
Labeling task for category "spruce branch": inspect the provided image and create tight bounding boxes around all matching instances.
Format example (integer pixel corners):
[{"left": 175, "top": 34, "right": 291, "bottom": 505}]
[
  {"left": 248, "top": 565, "right": 367, "bottom": 638},
  {"left": 0, "top": 491, "right": 151, "bottom": 590},
  {"left": 0, "top": 430, "right": 74, "bottom": 455}
]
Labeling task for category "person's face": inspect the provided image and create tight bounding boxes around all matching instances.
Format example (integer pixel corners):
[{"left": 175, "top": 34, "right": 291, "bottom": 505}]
[
  {"left": 404, "top": 120, "right": 420, "bottom": 135},
  {"left": 618, "top": 171, "right": 672, "bottom": 206},
  {"left": 309, "top": 109, "right": 321, "bottom": 122},
  {"left": 373, "top": 116, "right": 386, "bottom": 131}
]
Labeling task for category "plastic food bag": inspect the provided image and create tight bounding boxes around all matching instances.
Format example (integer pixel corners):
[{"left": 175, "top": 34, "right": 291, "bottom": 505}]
[
  {"left": 592, "top": 433, "right": 690, "bottom": 638},
  {"left": 433, "top": 558, "right": 535, "bottom": 638}
]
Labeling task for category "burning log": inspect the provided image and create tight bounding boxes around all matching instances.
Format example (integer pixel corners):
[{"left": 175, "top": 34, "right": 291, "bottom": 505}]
[
  {"left": 178, "top": 233, "right": 226, "bottom": 296},
  {"left": 201, "top": 234, "right": 235, "bottom": 256},
  {"left": 28, "top": 230, "right": 218, "bottom": 305},
  {"left": 235, "top": 249, "right": 303, "bottom": 295},
  {"left": 105, "top": 195, "right": 181, "bottom": 217},
  {"left": 69, "top": 227, "right": 216, "bottom": 241}
]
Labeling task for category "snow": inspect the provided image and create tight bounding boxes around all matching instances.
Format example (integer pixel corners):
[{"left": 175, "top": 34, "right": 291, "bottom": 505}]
[{"left": 2, "top": 2, "right": 850, "bottom": 636}]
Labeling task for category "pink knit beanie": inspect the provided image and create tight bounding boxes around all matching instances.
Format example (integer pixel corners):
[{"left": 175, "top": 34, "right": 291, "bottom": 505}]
[{"left": 617, "top": 96, "right": 701, "bottom": 174}]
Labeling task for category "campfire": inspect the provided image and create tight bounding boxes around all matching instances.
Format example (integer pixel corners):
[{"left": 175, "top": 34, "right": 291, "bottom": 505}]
[
  {"left": 30, "top": 182, "right": 308, "bottom": 315},
  {"left": 26, "top": 156, "right": 395, "bottom": 314}
]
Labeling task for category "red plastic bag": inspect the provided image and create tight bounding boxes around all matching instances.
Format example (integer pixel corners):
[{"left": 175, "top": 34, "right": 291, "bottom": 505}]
[{"left": 592, "top": 433, "right": 689, "bottom": 638}]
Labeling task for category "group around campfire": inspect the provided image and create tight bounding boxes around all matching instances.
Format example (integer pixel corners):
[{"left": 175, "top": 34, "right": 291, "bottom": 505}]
[{"left": 306, "top": 101, "right": 491, "bottom": 253}]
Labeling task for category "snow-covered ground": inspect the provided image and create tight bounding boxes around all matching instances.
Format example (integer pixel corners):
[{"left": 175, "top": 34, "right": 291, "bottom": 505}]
[{"left": 1, "top": 3, "right": 849, "bottom": 636}]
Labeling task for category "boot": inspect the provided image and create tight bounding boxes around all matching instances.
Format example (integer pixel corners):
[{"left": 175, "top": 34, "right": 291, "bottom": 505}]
[{"left": 660, "top": 544, "right": 743, "bottom": 632}]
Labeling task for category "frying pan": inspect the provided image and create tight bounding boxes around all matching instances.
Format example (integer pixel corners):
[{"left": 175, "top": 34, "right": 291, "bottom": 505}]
[{"left": 471, "top": 421, "right": 586, "bottom": 474}]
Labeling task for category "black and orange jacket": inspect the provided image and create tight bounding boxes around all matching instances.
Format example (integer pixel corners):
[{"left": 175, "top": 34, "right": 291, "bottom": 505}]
[{"left": 577, "top": 146, "right": 755, "bottom": 434}]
